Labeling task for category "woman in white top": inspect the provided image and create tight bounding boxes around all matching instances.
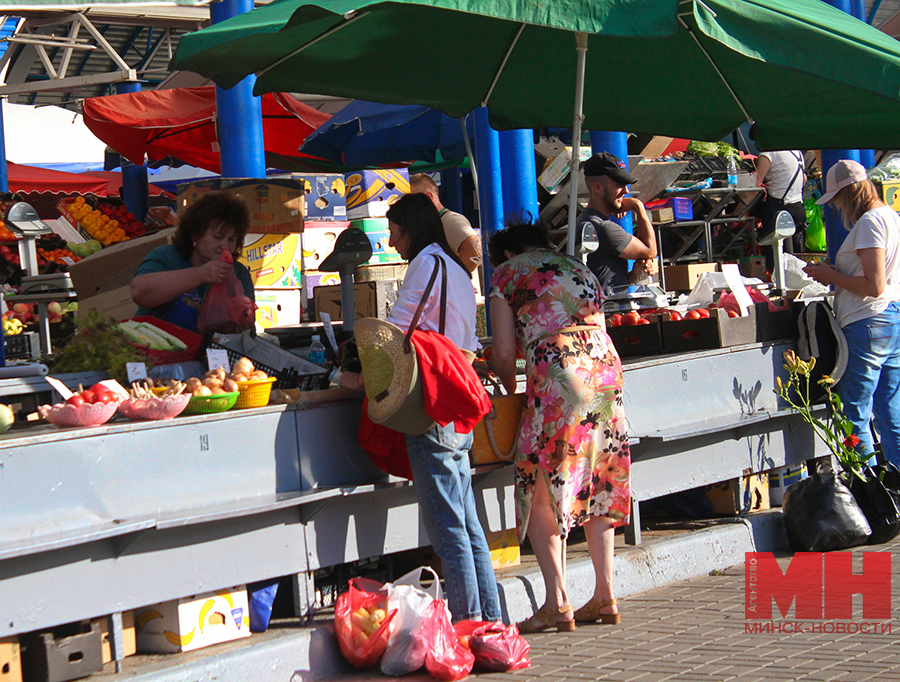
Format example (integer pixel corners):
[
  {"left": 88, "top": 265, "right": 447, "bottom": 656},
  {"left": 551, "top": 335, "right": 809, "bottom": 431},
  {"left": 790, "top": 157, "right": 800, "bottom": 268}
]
[
  {"left": 343, "top": 193, "right": 501, "bottom": 623},
  {"left": 804, "top": 159, "right": 900, "bottom": 466}
]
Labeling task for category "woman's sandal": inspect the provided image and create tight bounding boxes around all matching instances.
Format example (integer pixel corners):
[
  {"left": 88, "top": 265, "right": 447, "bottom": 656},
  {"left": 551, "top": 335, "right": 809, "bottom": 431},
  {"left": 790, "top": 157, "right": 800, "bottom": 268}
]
[
  {"left": 516, "top": 604, "right": 576, "bottom": 633},
  {"left": 573, "top": 597, "right": 621, "bottom": 624}
]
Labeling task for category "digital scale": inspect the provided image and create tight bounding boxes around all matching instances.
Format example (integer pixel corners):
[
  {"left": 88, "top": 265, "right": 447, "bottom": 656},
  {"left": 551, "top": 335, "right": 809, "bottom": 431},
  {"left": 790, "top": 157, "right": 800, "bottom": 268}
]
[
  {"left": 4, "top": 202, "right": 78, "bottom": 356},
  {"left": 603, "top": 283, "right": 669, "bottom": 314},
  {"left": 318, "top": 226, "right": 373, "bottom": 334}
]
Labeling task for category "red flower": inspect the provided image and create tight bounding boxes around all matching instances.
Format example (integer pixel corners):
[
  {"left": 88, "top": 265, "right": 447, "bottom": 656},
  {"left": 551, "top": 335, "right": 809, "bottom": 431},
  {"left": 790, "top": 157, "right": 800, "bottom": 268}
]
[{"left": 843, "top": 434, "right": 861, "bottom": 448}]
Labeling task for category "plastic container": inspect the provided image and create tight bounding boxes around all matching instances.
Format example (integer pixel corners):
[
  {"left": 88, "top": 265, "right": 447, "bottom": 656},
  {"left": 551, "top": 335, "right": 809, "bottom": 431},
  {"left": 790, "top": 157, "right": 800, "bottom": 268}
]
[
  {"left": 117, "top": 394, "right": 191, "bottom": 421},
  {"left": 726, "top": 156, "right": 738, "bottom": 187},
  {"left": 234, "top": 377, "right": 276, "bottom": 409},
  {"left": 307, "top": 335, "right": 326, "bottom": 366},
  {"left": 181, "top": 392, "right": 239, "bottom": 415},
  {"left": 38, "top": 400, "right": 120, "bottom": 428}
]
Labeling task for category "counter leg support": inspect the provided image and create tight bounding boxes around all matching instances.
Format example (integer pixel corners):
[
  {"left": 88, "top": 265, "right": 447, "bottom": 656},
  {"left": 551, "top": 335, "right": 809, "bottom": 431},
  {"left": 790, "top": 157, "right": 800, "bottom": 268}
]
[
  {"left": 106, "top": 611, "right": 125, "bottom": 673},
  {"left": 624, "top": 497, "right": 641, "bottom": 546},
  {"left": 293, "top": 570, "right": 316, "bottom": 622}
]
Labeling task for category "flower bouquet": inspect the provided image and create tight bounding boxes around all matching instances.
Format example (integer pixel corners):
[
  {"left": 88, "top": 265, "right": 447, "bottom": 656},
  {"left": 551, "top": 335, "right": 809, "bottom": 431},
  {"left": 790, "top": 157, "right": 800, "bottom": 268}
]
[{"left": 776, "top": 350, "right": 900, "bottom": 549}]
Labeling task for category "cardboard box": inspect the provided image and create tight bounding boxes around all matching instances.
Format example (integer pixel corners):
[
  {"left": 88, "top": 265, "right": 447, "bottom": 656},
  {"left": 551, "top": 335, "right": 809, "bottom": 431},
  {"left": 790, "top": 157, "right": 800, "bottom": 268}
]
[
  {"left": 97, "top": 611, "right": 136, "bottom": 664},
  {"left": 486, "top": 529, "right": 520, "bottom": 570},
  {"left": 350, "top": 217, "right": 389, "bottom": 233},
  {"left": 302, "top": 270, "right": 341, "bottom": 308},
  {"left": 644, "top": 197, "right": 693, "bottom": 222},
  {"left": 255, "top": 288, "right": 303, "bottom": 329},
  {"left": 662, "top": 263, "right": 718, "bottom": 292},
  {"left": 648, "top": 207, "right": 674, "bottom": 224},
  {"left": 607, "top": 319, "right": 663, "bottom": 358},
  {"left": 313, "top": 280, "right": 397, "bottom": 322},
  {"left": 21, "top": 623, "right": 102, "bottom": 682},
  {"left": 69, "top": 228, "right": 176, "bottom": 322},
  {"left": 355, "top": 263, "right": 408, "bottom": 283},
  {"left": 879, "top": 179, "right": 900, "bottom": 211},
  {"left": 134, "top": 586, "right": 250, "bottom": 654},
  {"left": 344, "top": 169, "right": 409, "bottom": 219},
  {"left": 475, "top": 298, "right": 487, "bottom": 339},
  {"left": 660, "top": 307, "right": 756, "bottom": 353},
  {"left": 240, "top": 233, "right": 303, "bottom": 288},
  {"left": 291, "top": 173, "right": 347, "bottom": 220},
  {"left": 365, "top": 230, "right": 402, "bottom": 264},
  {"left": 177, "top": 178, "right": 305, "bottom": 233},
  {"left": 705, "top": 473, "right": 770, "bottom": 515},
  {"left": 538, "top": 146, "right": 592, "bottom": 194},
  {"left": 0, "top": 637, "right": 22, "bottom": 682},
  {"left": 738, "top": 256, "right": 766, "bottom": 280},
  {"left": 301, "top": 221, "right": 349, "bottom": 270}
]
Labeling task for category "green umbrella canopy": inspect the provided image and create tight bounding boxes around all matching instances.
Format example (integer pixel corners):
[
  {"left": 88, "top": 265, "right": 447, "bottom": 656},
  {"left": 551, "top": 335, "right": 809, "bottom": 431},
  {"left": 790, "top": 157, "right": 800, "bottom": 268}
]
[{"left": 172, "top": 0, "right": 900, "bottom": 151}]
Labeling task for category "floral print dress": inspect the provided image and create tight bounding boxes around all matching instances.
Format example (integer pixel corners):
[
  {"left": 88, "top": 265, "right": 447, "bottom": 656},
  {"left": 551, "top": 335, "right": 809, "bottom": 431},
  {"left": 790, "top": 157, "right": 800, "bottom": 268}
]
[{"left": 489, "top": 250, "right": 631, "bottom": 542}]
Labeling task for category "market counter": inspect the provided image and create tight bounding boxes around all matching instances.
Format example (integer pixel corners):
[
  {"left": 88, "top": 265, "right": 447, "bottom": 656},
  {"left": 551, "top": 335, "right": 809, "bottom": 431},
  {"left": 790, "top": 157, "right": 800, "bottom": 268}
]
[{"left": 0, "top": 339, "right": 824, "bottom": 638}]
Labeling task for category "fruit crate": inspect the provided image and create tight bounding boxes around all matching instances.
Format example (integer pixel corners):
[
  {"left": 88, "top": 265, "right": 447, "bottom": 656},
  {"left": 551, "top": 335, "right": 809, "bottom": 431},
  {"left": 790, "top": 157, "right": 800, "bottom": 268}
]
[
  {"left": 606, "top": 320, "right": 663, "bottom": 358},
  {"left": 207, "top": 331, "right": 330, "bottom": 391},
  {"left": 660, "top": 307, "right": 757, "bottom": 353},
  {"left": 4, "top": 331, "right": 39, "bottom": 360},
  {"left": 755, "top": 299, "right": 802, "bottom": 342}
]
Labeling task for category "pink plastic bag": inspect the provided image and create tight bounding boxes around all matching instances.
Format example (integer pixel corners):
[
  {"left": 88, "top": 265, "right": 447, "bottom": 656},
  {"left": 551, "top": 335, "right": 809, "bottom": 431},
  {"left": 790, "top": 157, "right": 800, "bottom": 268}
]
[
  {"left": 468, "top": 622, "right": 531, "bottom": 672},
  {"left": 197, "top": 249, "right": 256, "bottom": 334},
  {"left": 334, "top": 578, "right": 397, "bottom": 669},
  {"left": 422, "top": 600, "right": 474, "bottom": 681}
]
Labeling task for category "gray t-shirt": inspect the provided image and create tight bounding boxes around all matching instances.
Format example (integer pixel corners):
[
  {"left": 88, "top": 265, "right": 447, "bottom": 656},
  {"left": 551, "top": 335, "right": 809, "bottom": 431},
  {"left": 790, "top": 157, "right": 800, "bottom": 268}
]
[{"left": 578, "top": 207, "right": 633, "bottom": 293}]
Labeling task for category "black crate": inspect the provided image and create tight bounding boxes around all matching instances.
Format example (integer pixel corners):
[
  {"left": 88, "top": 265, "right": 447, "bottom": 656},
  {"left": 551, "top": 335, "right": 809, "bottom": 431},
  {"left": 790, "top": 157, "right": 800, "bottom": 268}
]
[
  {"left": 205, "top": 335, "right": 330, "bottom": 391},
  {"left": 755, "top": 300, "right": 802, "bottom": 342},
  {"left": 21, "top": 622, "right": 102, "bottom": 682},
  {"left": 4, "top": 332, "right": 39, "bottom": 360},
  {"left": 607, "top": 321, "right": 663, "bottom": 358}
]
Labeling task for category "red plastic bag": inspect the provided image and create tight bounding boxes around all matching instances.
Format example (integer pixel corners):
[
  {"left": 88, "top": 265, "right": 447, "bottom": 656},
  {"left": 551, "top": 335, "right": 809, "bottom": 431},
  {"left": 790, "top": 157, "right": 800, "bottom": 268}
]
[
  {"left": 422, "top": 600, "right": 474, "bottom": 681},
  {"left": 197, "top": 249, "right": 256, "bottom": 334},
  {"left": 468, "top": 622, "right": 531, "bottom": 672},
  {"left": 334, "top": 577, "right": 397, "bottom": 669},
  {"left": 718, "top": 286, "right": 778, "bottom": 315}
]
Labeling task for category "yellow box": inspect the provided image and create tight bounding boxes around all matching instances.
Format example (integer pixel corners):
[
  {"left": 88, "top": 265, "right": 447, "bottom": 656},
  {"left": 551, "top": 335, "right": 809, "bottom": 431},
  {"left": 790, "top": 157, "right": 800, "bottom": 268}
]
[
  {"left": 662, "top": 263, "right": 718, "bottom": 292},
  {"left": 486, "top": 529, "right": 520, "bottom": 570},
  {"left": 0, "top": 637, "right": 22, "bottom": 682},
  {"left": 240, "top": 233, "right": 303, "bottom": 288},
  {"left": 254, "top": 288, "right": 303, "bottom": 329},
  {"left": 704, "top": 474, "right": 769, "bottom": 516},
  {"left": 134, "top": 586, "right": 250, "bottom": 654},
  {"left": 97, "top": 611, "right": 136, "bottom": 664},
  {"left": 344, "top": 169, "right": 410, "bottom": 219},
  {"left": 301, "top": 222, "right": 349, "bottom": 270},
  {"left": 880, "top": 179, "right": 900, "bottom": 211},
  {"left": 475, "top": 298, "right": 488, "bottom": 339}
]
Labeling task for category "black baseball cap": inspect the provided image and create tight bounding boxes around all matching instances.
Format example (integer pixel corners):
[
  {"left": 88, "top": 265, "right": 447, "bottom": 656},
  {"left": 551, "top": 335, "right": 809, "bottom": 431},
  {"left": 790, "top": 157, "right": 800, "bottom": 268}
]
[{"left": 583, "top": 152, "right": 637, "bottom": 185}]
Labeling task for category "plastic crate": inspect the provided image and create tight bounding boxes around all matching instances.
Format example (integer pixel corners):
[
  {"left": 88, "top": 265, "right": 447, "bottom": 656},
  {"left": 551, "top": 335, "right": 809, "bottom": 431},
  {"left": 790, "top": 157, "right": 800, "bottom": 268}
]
[
  {"left": 4, "top": 332, "right": 39, "bottom": 360},
  {"left": 207, "top": 332, "right": 330, "bottom": 391},
  {"left": 122, "top": 316, "right": 201, "bottom": 365},
  {"left": 644, "top": 197, "right": 693, "bottom": 222}
]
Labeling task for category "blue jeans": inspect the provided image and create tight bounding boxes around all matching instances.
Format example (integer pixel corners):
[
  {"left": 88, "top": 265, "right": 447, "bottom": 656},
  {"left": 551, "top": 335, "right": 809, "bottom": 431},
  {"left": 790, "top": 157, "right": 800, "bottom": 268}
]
[
  {"left": 405, "top": 422, "right": 502, "bottom": 622},
  {"left": 840, "top": 302, "right": 900, "bottom": 467}
]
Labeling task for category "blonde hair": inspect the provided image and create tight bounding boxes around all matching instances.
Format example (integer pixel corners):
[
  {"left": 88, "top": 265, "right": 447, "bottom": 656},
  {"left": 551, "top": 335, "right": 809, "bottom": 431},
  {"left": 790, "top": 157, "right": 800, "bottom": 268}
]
[{"left": 834, "top": 179, "right": 881, "bottom": 229}]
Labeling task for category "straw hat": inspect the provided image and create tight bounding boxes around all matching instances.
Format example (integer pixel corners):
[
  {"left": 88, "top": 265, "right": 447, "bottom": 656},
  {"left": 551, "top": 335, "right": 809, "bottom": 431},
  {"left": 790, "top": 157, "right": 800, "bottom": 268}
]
[{"left": 355, "top": 318, "right": 436, "bottom": 436}]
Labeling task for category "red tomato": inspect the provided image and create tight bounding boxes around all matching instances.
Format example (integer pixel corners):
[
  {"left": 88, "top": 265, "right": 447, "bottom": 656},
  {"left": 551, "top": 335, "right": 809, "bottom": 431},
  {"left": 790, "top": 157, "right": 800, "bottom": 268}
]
[
  {"left": 636, "top": 318, "right": 651, "bottom": 325},
  {"left": 669, "top": 311, "right": 683, "bottom": 321},
  {"left": 65, "top": 394, "right": 85, "bottom": 407},
  {"left": 89, "top": 383, "right": 110, "bottom": 395},
  {"left": 697, "top": 308, "right": 710, "bottom": 318},
  {"left": 727, "top": 310, "right": 739, "bottom": 318},
  {"left": 92, "top": 392, "right": 114, "bottom": 405},
  {"left": 79, "top": 389, "right": 95, "bottom": 404},
  {"left": 684, "top": 310, "right": 702, "bottom": 320},
  {"left": 622, "top": 312, "right": 641, "bottom": 326},
  {"left": 608, "top": 314, "right": 622, "bottom": 327}
]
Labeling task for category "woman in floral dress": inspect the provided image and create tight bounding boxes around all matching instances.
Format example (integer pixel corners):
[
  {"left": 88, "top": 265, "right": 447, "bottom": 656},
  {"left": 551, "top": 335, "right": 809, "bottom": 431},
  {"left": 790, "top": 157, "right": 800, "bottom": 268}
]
[{"left": 488, "top": 220, "right": 631, "bottom": 633}]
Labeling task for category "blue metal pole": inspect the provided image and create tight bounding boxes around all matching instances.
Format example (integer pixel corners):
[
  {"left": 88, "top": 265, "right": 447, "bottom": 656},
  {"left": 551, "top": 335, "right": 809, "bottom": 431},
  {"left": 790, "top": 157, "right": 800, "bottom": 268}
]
[
  {"left": 116, "top": 82, "right": 149, "bottom": 221},
  {"left": 473, "top": 106, "right": 502, "bottom": 335},
  {"left": 821, "top": 0, "right": 859, "bottom": 263},
  {"left": 590, "top": 131, "right": 632, "bottom": 232},
  {"left": 0, "top": 99, "right": 7, "bottom": 193},
  {"left": 498, "top": 129, "right": 538, "bottom": 223},
  {"left": 210, "top": 0, "right": 265, "bottom": 178},
  {"left": 849, "top": 0, "right": 875, "bottom": 170}
]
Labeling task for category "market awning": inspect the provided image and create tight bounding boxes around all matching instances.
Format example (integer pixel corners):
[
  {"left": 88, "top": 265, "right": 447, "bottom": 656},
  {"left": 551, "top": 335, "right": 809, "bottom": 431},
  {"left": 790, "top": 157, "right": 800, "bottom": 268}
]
[
  {"left": 6, "top": 163, "right": 170, "bottom": 198},
  {"left": 82, "top": 86, "right": 332, "bottom": 174}
]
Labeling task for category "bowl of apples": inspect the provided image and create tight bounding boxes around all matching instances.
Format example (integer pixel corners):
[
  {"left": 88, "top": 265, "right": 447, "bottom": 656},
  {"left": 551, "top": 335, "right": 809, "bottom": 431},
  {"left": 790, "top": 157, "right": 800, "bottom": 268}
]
[{"left": 38, "top": 382, "right": 121, "bottom": 427}]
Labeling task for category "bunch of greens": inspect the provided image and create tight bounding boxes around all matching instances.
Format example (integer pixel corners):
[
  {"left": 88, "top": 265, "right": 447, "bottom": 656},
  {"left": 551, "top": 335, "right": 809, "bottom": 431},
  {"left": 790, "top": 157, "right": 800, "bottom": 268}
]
[
  {"left": 687, "top": 140, "right": 740, "bottom": 158},
  {"left": 51, "top": 310, "right": 149, "bottom": 384}
]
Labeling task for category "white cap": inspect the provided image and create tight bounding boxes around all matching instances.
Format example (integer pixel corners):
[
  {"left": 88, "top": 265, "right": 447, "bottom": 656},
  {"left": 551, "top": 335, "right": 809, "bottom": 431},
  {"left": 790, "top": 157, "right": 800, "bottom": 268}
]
[{"left": 816, "top": 159, "right": 868, "bottom": 205}]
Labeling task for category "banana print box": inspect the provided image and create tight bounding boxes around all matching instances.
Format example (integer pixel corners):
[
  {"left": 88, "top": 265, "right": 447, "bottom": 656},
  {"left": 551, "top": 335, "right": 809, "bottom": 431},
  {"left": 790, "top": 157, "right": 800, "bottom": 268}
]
[
  {"left": 134, "top": 586, "right": 250, "bottom": 653},
  {"left": 344, "top": 169, "right": 410, "bottom": 219}
]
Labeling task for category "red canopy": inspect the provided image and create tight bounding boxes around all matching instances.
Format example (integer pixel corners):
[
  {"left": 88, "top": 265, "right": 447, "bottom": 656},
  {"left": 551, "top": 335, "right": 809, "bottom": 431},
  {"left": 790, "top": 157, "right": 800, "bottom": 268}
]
[
  {"left": 7, "top": 162, "right": 109, "bottom": 197},
  {"left": 80, "top": 171, "right": 173, "bottom": 199},
  {"left": 82, "top": 86, "right": 332, "bottom": 174}
]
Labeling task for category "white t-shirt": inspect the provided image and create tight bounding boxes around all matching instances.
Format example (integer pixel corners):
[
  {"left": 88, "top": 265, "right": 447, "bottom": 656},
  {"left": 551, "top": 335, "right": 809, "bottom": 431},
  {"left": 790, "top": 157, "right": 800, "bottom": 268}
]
[
  {"left": 759, "top": 150, "right": 804, "bottom": 204},
  {"left": 834, "top": 205, "right": 900, "bottom": 327},
  {"left": 386, "top": 242, "right": 478, "bottom": 351}
]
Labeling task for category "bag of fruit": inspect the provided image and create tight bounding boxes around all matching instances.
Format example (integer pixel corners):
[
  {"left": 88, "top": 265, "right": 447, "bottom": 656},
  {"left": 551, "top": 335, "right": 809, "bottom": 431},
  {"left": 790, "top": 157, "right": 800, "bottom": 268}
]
[{"left": 334, "top": 577, "right": 397, "bottom": 669}]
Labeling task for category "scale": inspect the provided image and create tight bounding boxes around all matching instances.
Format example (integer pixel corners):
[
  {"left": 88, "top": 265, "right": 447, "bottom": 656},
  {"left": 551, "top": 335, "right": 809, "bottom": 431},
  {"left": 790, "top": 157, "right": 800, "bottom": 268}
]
[
  {"left": 603, "top": 283, "right": 669, "bottom": 314},
  {"left": 318, "top": 226, "right": 373, "bottom": 333},
  {"left": 4, "top": 202, "right": 78, "bottom": 356},
  {"left": 758, "top": 210, "right": 796, "bottom": 294}
]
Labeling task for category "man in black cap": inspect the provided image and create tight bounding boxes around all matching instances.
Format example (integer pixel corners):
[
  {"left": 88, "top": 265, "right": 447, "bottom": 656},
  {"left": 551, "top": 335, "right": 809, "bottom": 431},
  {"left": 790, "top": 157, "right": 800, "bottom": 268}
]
[{"left": 577, "top": 151, "right": 657, "bottom": 293}]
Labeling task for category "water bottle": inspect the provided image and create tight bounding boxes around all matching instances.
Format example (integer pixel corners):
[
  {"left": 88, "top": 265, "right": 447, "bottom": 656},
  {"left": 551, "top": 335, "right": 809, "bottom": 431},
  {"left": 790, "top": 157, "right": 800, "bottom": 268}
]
[
  {"left": 307, "top": 335, "right": 326, "bottom": 366},
  {"left": 726, "top": 155, "right": 738, "bottom": 187}
]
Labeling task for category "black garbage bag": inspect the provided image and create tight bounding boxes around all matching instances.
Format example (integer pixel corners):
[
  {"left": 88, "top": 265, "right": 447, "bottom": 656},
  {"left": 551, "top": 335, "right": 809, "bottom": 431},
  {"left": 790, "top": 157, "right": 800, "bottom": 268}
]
[
  {"left": 849, "top": 464, "right": 900, "bottom": 546},
  {"left": 782, "top": 464, "right": 871, "bottom": 552}
]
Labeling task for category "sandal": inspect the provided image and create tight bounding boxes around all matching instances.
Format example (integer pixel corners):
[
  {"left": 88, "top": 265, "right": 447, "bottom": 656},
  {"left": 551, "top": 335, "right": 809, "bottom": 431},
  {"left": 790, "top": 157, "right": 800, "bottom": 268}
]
[
  {"left": 516, "top": 604, "right": 576, "bottom": 633},
  {"left": 573, "top": 597, "right": 621, "bottom": 624}
]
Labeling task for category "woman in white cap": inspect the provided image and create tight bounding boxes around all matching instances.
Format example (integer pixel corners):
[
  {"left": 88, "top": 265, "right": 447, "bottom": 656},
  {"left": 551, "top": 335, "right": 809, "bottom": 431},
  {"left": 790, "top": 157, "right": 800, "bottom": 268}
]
[{"left": 803, "top": 159, "right": 900, "bottom": 466}]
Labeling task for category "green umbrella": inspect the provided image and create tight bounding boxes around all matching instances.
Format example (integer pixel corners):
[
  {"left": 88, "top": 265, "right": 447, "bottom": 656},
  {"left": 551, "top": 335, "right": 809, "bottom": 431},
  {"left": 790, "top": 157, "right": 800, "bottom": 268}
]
[{"left": 172, "top": 0, "right": 900, "bottom": 247}]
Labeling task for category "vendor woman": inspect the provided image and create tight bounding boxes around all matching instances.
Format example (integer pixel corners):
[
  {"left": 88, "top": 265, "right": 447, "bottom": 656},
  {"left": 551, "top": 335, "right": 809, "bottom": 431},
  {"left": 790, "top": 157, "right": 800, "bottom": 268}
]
[{"left": 131, "top": 192, "right": 255, "bottom": 333}]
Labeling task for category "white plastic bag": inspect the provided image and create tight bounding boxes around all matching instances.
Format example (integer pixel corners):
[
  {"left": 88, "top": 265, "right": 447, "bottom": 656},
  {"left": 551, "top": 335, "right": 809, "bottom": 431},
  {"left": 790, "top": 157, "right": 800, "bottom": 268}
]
[
  {"left": 783, "top": 253, "right": 830, "bottom": 298},
  {"left": 380, "top": 566, "right": 442, "bottom": 676}
]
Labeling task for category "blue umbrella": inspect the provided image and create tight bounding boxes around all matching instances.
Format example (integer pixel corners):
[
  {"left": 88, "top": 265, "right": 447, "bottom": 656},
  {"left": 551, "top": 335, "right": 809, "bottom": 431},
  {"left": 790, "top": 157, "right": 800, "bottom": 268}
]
[{"left": 299, "top": 100, "right": 473, "bottom": 167}]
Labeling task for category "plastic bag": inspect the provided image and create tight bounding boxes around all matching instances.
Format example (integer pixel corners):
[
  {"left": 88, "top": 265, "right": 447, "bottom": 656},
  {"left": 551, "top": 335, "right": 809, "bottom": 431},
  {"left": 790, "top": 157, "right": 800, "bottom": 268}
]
[
  {"left": 422, "top": 600, "right": 474, "bottom": 681},
  {"left": 381, "top": 566, "right": 443, "bottom": 676},
  {"left": 783, "top": 253, "right": 829, "bottom": 297},
  {"left": 465, "top": 622, "right": 531, "bottom": 672},
  {"left": 334, "top": 577, "right": 397, "bottom": 669},
  {"left": 197, "top": 249, "right": 256, "bottom": 334},
  {"left": 782, "top": 459, "right": 871, "bottom": 552},
  {"left": 849, "top": 466, "right": 900, "bottom": 546},
  {"left": 247, "top": 578, "right": 279, "bottom": 632},
  {"left": 804, "top": 197, "right": 827, "bottom": 253}
]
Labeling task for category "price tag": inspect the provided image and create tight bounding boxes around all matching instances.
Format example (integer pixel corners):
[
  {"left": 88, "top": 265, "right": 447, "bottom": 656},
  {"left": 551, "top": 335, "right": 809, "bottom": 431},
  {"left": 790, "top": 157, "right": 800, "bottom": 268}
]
[
  {"left": 206, "top": 349, "right": 231, "bottom": 373},
  {"left": 319, "top": 312, "right": 339, "bottom": 355},
  {"left": 126, "top": 362, "right": 148, "bottom": 383}
]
